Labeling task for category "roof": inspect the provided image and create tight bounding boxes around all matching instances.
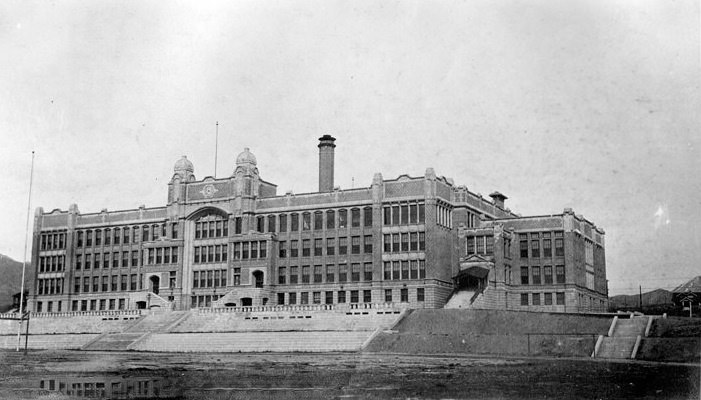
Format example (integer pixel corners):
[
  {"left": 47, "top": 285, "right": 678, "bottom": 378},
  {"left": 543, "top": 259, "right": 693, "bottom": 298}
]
[{"left": 672, "top": 276, "right": 701, "bottom": 293}]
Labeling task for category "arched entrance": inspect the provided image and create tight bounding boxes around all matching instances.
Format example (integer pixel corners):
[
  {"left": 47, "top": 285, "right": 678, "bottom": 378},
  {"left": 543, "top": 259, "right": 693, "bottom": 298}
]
[
  {"left": 149, "top": 275, "right": 160, "bottom": 295},
  {"left": 253, "top": 271, "right": 264, "bottom": 288}
]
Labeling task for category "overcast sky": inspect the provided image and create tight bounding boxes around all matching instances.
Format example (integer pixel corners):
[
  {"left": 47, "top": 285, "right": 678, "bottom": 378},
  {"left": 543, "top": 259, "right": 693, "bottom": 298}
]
[{"left": 1, "top": 0, "right": 698, "bottom": 295}]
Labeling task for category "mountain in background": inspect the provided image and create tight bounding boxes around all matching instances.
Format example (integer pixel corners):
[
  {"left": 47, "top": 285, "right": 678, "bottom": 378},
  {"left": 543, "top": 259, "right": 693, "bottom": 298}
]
[
  {"left": 0, "top": 254, "right": 32, "bottom": 312},
  {"left": 609, "top": 288, "right": 674, "bottom": 310}
]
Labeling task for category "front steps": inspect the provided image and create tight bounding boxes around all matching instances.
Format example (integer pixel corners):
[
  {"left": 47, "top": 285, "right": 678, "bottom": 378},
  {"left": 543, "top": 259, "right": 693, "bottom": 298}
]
[
  {"left": 594, "top": 315, "right": 649, "bottom": 359},
  {"left": 82, "top": 311, "right": 189, "bottom": 351}
]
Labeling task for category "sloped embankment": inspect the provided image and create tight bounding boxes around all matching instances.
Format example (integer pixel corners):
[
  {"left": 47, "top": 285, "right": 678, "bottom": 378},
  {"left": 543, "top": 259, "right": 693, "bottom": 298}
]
[
  {"left": 364, "top": 309, "right": 612, "bottom": 357},
  {"left": 637, "top": 317, "right": 701, "bottom": 363}
]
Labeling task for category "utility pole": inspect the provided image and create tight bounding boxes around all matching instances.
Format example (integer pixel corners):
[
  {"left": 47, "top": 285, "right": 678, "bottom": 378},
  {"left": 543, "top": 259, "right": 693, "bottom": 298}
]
[
  {"left": 17, "top": 151, "right": 34, "bottom": 352},
  {"left": 639, "top": 285, "right": 643, "bottom": 312},
  {"left": 214, "top": 121, "right": 219, "bottom": 177}
]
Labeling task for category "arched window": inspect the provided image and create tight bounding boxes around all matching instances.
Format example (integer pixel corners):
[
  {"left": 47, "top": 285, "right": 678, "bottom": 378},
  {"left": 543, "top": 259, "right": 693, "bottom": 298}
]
[
  {"left": 193, "top": 211, "right": 229, "bottom": 239},
  {"left": 363, "top": 206, "right": 373, "bottom": 227},
  {"left": 326, "top": 210, "right": 335, "bottom": 229},
  {"left": 338, "top": 209, "right": 348, "bottom": 228}
]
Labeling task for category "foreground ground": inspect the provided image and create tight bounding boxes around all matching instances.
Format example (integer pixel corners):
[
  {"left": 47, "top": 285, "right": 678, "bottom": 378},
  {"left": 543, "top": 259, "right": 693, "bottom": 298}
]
[{"left": 0, "top": 350, "right": 698, "bottom": 399}]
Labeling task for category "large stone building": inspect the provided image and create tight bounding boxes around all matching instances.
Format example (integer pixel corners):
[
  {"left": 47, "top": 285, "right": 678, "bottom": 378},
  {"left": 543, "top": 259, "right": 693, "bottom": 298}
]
[{"left": 28, "top": 136, "right": 608, "bottom": 314}]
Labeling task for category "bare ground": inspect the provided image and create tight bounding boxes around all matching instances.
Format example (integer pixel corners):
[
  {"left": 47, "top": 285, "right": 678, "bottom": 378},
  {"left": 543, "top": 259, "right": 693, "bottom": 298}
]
[{"left": 0, "top": 350, "right": 698, "bottom": 399}]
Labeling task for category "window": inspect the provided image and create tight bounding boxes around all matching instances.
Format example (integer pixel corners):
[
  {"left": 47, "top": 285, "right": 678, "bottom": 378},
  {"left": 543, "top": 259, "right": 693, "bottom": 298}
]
[
  {"left": 338, "top": 237, "right": 347, "bottom": 255},
  {"left": 521, "top": 267, "right": 529, "bottom": 285},
  {"left": 544, "top": 266, "right": 553, "bottom": 284},
  {"left": 532, "top": 266, "right": 541, "bottom": 284},
  {"left": 532, "top": 293, "right": 541, "bottom": 305},
  {"left": 351, "top": 263, "right": 360, "bottom": 282},
  {"left": 401, "top": 233, "right": 409, "bottom": 252},
  {"left": 350, "top": 290, "right": 359, "bottom": 303},
  {"left": 364, "top": 263, "right": 373, "bottom": 281},
  {"left": 257, "top": 216, "right": 265, "bottom": 233},
  {"left": 96, "top": 230, "right": 102, "bottom": 246},
  {"left": 325, "top": 291, "right": 333, "bottom": 304},
  {"left": 326, "top": 210, "right": 335, "bottom": 229},
  {"left": 314, "top": 265, "right": 322, "bottom": 283},
  {"left": 290, "top": 266, "right": 298, "bottom": 284},
  {"left": 277, "top": 293, "right": 285, "bottom": 305},
  {"left": 326, "top": 264, "right": 335, "bottom": 282},
  {"left": 521, "top": 293, "right": 529, "bottom": 306},
  {"left": 410, "top": 232, "right": 418, "bottom": 251},
  {"left": 302, "top": 212, "right": 311, "bottom": 231},
  {"left": 401, "top": 205, "right": 409, "bottom": 224},
  {"left": 288, "top": 292, "right": 297, "bottom": 305},
  {"left": 419, "top": 232, "right": 425, "bottom": 251},
  {"left": 351, "top": 236, "right": 360, "bottom": 254},
  {"left": 401, "top": 261, "right": 409, "bottom": 279},
  {"left": 313, "top": 291, "right": 321, "bottom": 304},
  {"left": 486, "top": 236, "right": 494, "bottom": 255},
  {"left": 326, "top": 238, "right": 335, "bottom": 256},
  {"left": 556, "top": 265, "right": 565, "bottom": 284},
  {"left": 363, "top": 290, "right": 371, "bottom": 303},
  {"left": 339, "top": 264, "right": 347, "bottom": 282},
  {"left": 417, "top": 288, "right": 425, "bottom": 302},
  {"left": 384, "top": 235, "right": 391, "bottom": 252},
  {"left": 111, "top": 275, "right": 118, "bottom": 291},
  {"left": 130, "top": 274, "right": 137, "bottom": 291},
  {"left": 385, "top": 289, "right": 392, "bottom": 302},
  {"left": 278, "top": 267, "right": 286, "bottom": 284},
  {"left": 279, "top": 241, "right": 287, "bottom": 258},
  {"left": 544, "top": 293, "right": 553, "bottom": 305},
  {"left": 102, "top": 276, "right": 108, "bottom": 292},
  {"left": 302, "top": 239, "right": 311, "bottom": 257},
  {"left": 543, "top": 237, "right": 552, "bottom": 258},
  {"left": 268, "top": 215, "right": 277, "bottom": 233},
  {"left": 364, "top": 207, "right": 372, "bottom": 227},
  {"left": 392, "top": 234, "right": 400, "bottom": 252},
  {"left": 400, "top": 288, "right": 408, "bottom": 302},
  {"left": 338, "top": 291, "right": 346, "bottom": 303},
  {"left": 300, "top": 292, "right": 309, "bottom": 304},
  {"left": 338, "top": 209, "right": 347, "bottom": 228},
  {"left": 392, "top": 261, "right": 400, "bottom": 280},
  {"left": 314, "top": 212, "right": 323, "bottom": 230},
  {"left": 351, "top": 208, "right": 360, "bottom": 227},
  {"left": 391, "top": 205, "right": 400, "bottom": 225},
  {"left": 279, "top": 214, "right": 287, "bottom": 232},
  {"left": 531, "top": 239, "right": 540, "bottom": 258},
  {"left": 383, "top": 206, "right": 391, "bottom": 226},
  {"left": 555, "top": 237, "right": 564, "bottom": 257},
  {"left": 291, "top": 213, "right": 299, "bottom": 231},
  {"left": 410, "top": 260, "right": 418, "bottom": 279},
  {"left": 409, "top": 204, "right": 418, "bottom": 224},
  {"left": 290, "top": 240, "right": 299, "bottom": 257},
  {"left": 556, "top": 292, "right": 565, "bottom": 305},
  {"left": 314, "top": 238, "right": 323, "bottom": 256},
  {"left": 520, "top": 234, "right": 528, "bottom": 258}
]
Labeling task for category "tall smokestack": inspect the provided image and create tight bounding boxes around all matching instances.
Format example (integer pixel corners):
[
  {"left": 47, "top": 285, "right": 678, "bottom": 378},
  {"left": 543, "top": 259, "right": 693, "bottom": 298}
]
[{"left": 318, "top": 135, "right": 336, "bottom": 192}]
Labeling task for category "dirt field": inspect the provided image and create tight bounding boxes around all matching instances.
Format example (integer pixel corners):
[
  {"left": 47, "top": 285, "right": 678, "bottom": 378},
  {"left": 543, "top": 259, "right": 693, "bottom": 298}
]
[{"left": 0, "top": 350, "right": 698, "bottom": 399}]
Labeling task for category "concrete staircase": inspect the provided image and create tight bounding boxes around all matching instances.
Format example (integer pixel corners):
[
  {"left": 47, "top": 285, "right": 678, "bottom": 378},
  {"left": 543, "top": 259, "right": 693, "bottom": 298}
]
[
  {"left": 594, "top": 316, "right": 649, "bottom": 359},
  {"left": 444, "top": 290, "right": 476, "bottom": 309},
  {"left": 82, "top": 311, "right": 189, "bottom": 351}
]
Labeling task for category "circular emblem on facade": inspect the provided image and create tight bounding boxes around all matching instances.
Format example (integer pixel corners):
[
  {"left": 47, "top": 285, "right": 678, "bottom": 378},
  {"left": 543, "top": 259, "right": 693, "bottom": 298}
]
[{"left": 200, "top": 184, "right": 218, "bottom": 198}]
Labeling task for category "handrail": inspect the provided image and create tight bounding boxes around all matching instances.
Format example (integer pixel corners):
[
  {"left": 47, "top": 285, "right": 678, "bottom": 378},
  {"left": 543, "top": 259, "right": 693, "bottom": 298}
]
[
  {"left": 607, "top": 316, "right": 618, "bottom": 337},
  {"left": 591, "top": 335, "right": 604, "bottom": 358},
  {"left": 644, "top": 316, "right": 654, "bottom": 337},
  {"left": 631, "top": 335, "right": 642, "bottom": 359}
]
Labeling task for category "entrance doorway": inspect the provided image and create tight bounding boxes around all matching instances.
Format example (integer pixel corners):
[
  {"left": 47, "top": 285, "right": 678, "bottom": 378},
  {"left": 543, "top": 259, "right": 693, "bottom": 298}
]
[{"left": 149, "top": 275, "right": 160, "bottom": 295}]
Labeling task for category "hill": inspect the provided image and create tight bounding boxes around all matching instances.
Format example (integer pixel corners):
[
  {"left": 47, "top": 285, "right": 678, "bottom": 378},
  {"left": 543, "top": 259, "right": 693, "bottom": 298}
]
[
  {"left": 609, "top": 288, "right": 674, "bottom": 309},
  {"left": 0, "top": 254, "right": 31, "bottom": 312}
]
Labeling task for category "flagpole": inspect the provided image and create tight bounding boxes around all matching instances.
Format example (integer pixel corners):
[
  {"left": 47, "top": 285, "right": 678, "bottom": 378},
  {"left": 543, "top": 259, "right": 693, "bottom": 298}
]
[
  {"left": 214, "top": 121, "right": 219, "bottom": 177},
  {"left": 17, "top": 151, "right": 35, "bottom": 352}
]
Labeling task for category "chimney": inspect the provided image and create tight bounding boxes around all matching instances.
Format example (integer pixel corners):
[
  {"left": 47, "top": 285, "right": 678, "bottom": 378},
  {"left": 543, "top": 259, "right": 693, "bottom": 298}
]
[
  {"left": 318, "top": 135, "right": 336, "bottom": 192},
  {"left": 489, "top": 191, "right": 508, "bottom": 209}
]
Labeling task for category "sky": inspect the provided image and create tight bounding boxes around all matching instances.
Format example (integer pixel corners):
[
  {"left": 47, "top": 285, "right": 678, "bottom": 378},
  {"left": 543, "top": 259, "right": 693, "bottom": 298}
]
[{"left": 0, "top": 0, "right": 699, "bottom": 295}]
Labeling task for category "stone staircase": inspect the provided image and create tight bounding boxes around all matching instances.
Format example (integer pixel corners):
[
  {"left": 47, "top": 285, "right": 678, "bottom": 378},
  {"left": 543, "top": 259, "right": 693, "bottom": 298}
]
[
  {"left": 444, "top": 290, "right": 477, "bottom": 309},
  {"left": 82, "top": 311, "right": 190, "bottom": 351},
  {"left": 593, "top": 315, "right": 649, "bottom": 359}
]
